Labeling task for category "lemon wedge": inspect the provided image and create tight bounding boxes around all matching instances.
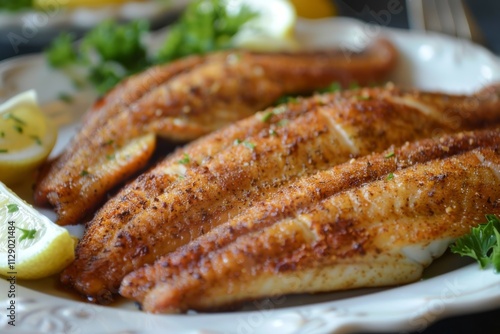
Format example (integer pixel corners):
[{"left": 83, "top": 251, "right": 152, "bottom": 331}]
[
  {"left": 0, "top": 182, "right": 75, "bottom": 280},
  {"left": 231, "top": 0, "right": 299, "bottom": 52},
  {"left": 0, "top": 90, "right": 57, "bottom": 187}
]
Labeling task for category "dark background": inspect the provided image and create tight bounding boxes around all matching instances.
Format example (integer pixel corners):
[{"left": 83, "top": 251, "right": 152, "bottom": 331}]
[{"left": 0, "top": 1, "right": 499, "bottom": 333}]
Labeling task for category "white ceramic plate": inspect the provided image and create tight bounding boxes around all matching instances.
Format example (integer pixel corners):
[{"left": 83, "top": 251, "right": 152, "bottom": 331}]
[{"left": 1, "top": 17, "right": 500, "bottom": 334}]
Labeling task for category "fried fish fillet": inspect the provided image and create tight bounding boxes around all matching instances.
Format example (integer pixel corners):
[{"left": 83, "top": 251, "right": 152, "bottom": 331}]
[
  {"left": 120, "top": 128, "right": 500, "bottom": 313},
  {"left": 34, "top": 39, "right": 397, "bottom": 226},
  {"left": 60, "top": 84, "right": 500, "bottom": 303}
]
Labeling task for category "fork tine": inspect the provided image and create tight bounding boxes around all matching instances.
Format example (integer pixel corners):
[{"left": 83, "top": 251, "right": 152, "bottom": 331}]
[
  {"left": 448, "top": 0, "right": 471, "bottom": 39},
  {"left": 406, "top": 0, "right": 426, "bottom": 31},
  {"left": 422, "top": 0, "right": 443, "bottom": 33},
  {"left": 433, "top": 0, "right": 457, "bottom": 36},
  {"left": 407, "top": 0, "right": 485, "bottom": 45},
  {"left": 449, "top": 0, "right": 485, "bottom": 44}
]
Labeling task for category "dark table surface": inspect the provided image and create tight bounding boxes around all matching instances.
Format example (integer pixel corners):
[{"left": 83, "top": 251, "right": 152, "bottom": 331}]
[{"left": 0, "top": 1, "right": 499, "bottom": 333}]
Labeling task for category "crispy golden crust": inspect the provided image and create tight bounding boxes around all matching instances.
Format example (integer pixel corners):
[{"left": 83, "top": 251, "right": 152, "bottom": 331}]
[
  {"left": 34, "top": 39, "right": 398, "bottom": 226},
  {"left": 34, "top": 55, "right": 205, "bottom": 224},
  {"left": 120, "top": 129, "right": 500, "bottom": 313},
  {"left": 61, "top": 84, "right": 500, "bottom": 303}
]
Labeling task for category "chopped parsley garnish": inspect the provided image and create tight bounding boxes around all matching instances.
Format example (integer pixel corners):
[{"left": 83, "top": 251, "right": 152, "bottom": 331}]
[
  {"left": 16, "top": 227, "right": 37, "bottom": 242},
  {"left": 3, "top": 113, "right": 26, "bottom": 125},
  {"left": 386, "top": 173, "right": 394, "bottom": 180},
  {"left": 385, "top": 152, "right": 395, "bottom": 159},
  {"left": 260, "top": 111, "right": 274, "bottom": 122},
  {"left": 178, "top": 153, "right": 190, "bottom": 165},
  {"left": 233, "top": 139, "right": 255, "bottom": 150},
  {"left": 7, "top": 204, "right": 19, "bottom": 213},
  {"left": 106, "top": 154, "right": 115, "bottom": 161},
  {"left": 0, "top": 149, "right": 8, "bottom": 153},
  {"left": 277, "top": 80, "right": 382, "bottom": 108},
  {"left": 318, "top": 81, "right": 342, "bottom": 94},
  {"left": 80, "top": 170, "right": 90, "bottom": 176},
  {"left": 275, "top": 95, "right": 299, "bottom": 105},
  {"left": 30, "top": 135, "right": 42, "bottom": 145},
  {"left": 0, "top": 131, "right": 4, "bottom": 138},
  {"left": 450, "top": 214, "right": 500, "bottom": 272},
  {"left": 243, "top": 141, "right": 255, "bottom": 150},
  {"left": 277, "top": 119, "right": 289, "bottom": 127},
  {"left": 269, "top": 129, "right": 277, "bottom": 136},
  {"left": 13, "top": 125, "right": 23, "bottom": 134}
]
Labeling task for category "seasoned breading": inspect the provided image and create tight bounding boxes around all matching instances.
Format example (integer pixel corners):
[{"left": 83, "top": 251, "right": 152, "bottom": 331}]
[
  {"left": 60, "top": 84, "right": 500, "bottom": 303},
  {"left": 34, "top": 39, "right": 398, "bottom": 226}
]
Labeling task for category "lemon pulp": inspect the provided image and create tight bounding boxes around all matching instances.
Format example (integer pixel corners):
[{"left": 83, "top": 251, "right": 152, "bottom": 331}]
[
  {"left": 0, "top": 90, "right": 57, "bottom": 186},
  {"left": 0, "top": 182, "right": 75, "bottom": 280}
]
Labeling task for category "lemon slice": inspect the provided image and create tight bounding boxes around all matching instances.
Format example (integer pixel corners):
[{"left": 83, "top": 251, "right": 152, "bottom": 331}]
[
  {"left": 231, "top": 0, "right": 299, "bottom": 52},
  {"left": 0, "top": 182, "right": 75, "bottom": 280},
  {"left": 0, "top": 90, "right": 57, "bottom": 187}
]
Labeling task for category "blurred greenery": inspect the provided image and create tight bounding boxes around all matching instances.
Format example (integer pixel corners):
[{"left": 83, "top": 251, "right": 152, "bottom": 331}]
[
  {"left": 46, "top": 19, "right": 150, "bottom": 94},
  {"left": 45, "top": 0, "right": 256, "bottom": 94}
]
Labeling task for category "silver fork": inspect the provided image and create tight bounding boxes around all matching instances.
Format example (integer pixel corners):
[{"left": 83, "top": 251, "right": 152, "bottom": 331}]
[{"left": 406, "top": 0, "right": 484, "bottom": 44}]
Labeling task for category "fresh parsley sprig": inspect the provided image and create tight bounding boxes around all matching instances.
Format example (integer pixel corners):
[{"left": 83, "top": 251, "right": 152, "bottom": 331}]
[
  {"left": 450, "top": 214, "right": 500, "bottom": 272},
  {"left": 46, "top": 20, "right": 150, "bottom": 94},
  {"left": 178, "top": 153, "right": 190, "bottom": 165},
  {"left": 156, "top": 0, "right": 256, "bottom": 63},
  {"left": 45, "top": 0, "right": 256, "bottom": 94}
]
